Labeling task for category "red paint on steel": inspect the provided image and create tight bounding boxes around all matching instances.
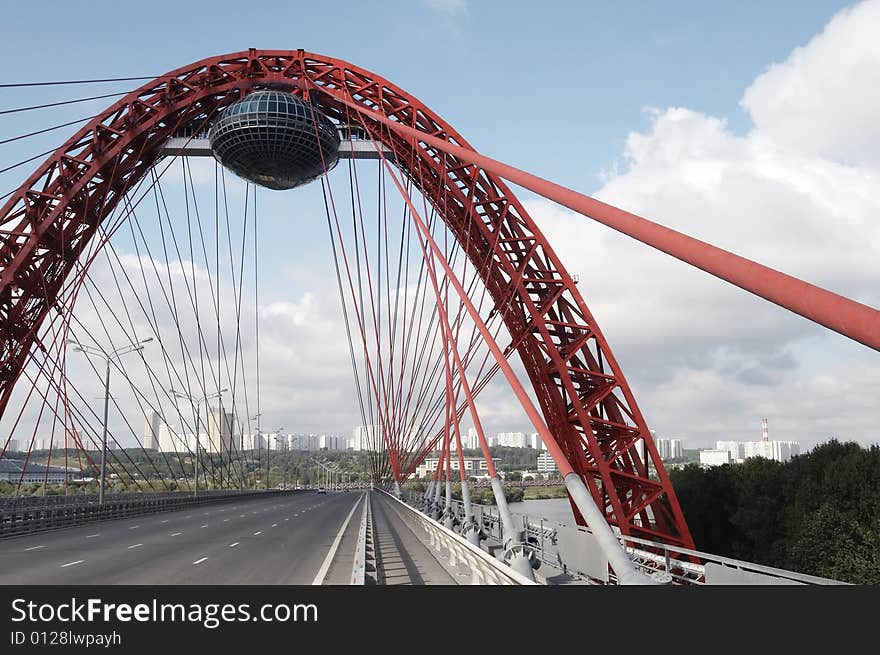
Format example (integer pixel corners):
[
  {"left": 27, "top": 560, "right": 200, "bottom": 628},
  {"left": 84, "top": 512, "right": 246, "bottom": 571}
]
[
  {"left": 0, "top": 49, "right": 695, "bottom": 548},
  {"left": 337, "top": 104, "right": 880, "bottom": 353}
]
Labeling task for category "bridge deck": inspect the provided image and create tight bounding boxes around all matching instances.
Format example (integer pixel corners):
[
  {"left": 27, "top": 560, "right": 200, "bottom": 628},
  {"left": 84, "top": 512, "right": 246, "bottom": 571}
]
[
  {"left": 0, "top": 491, "right": 360, "bottom": 584},
  {"left": 0, "top": 491, "right": 459, "bottom": 585}
]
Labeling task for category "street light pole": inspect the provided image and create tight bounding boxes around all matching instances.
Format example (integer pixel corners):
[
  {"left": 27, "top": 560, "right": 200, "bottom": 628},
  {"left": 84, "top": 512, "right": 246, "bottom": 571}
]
[
  {"left": 267, "top": 427, "right": 283, "bottom": 490},
  {"left": 193, "top": 404, "right": 200, "bottom": 497},
  {"left": 171, "top": 388, "right": 227, "bottom": 497},
  {"left": 68, "top": 337, "right": 153, "bottom": 506},
  {"left": 99, "top": 358, "right": 111, "bottom": 506},
  {"left": 244, "top": 413, "right": 261, "bottom": 491}
]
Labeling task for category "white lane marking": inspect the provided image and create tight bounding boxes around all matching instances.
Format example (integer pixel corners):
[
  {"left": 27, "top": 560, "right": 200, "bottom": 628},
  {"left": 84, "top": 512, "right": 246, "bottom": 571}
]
[
  {"left": 86, "top": 534, "right": 100, "bottom": 539},
  {"left": 129, "top": 525, "right": 140, "bottom": 530},
  {"left": 253, "top": 531, "right": 262, "bottom": 536},
  {"left": 24, "top": 545, "right": 46, "bottom": 551},
  {"left": 61, "top": 560, "right": 84, "bottom": 568},
  {"left": 160, "top": 520, "right": 169, "bottom": 524},
  {"left": 185, "top": 515, "right": 192, "bottom": 519},
  {"left": 239, "top": 514, "right": 245, "bottom": 518},
  {"left": 312, "top": 493, "right": 365, "bottom": 586},
  {"left": 192, "top": 557, "right": 208, "bottom": 565},
  {"left": 200, "top": 524, "right": 208, "bottom": 528},
  {"left": 228, "top": 542, "right": 239, "bottom": 548},
  {"left": 127, "top": 544, "right": 143, "bottom": 549},
  {"left": 271, "top": 523, "right": 278, "bottom": 528},
  {"left": 202, "top": 512, "right": 209, "bottom": 516},
  {"left": 223, "top": 519, "right": 229, "bottom": 522},
  {"left": 171, "top": 532, "right": 182, "bottom": 537},
  {"left": 284, "top": 518, "right": 289, "bottom": 521}
]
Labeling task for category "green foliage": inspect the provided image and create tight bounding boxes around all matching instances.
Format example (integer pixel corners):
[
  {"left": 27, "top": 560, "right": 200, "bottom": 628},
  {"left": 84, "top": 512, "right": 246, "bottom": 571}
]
[
  {"left": 454, "top": 484, "right": 524, "bottom": 505},
  {"left": 522, "top": 485, "right": 568, "bottom": 500},
  {"left": 669, "top": 439, "right": 880, "bottom": 583},
  {"left": 0, "top": 449, "right": 377, "bottom": 496}
]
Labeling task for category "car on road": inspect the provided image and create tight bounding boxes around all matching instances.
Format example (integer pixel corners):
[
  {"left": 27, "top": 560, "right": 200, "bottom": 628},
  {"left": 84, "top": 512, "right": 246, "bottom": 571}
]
[{"left": 317, "top": 487, "right": 326, "bottom": 494}]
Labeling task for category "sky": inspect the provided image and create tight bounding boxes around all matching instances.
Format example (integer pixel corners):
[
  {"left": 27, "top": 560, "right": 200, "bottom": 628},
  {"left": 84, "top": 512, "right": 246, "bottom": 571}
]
[{"left": 1, "top": 0, "right": 878, "bottom": 451}]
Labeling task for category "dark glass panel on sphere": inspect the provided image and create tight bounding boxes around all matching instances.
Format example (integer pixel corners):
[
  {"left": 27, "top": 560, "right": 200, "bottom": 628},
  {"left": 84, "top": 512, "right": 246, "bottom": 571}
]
[{"left": 208, "top": 90, "right": 340, "bottom": 190}]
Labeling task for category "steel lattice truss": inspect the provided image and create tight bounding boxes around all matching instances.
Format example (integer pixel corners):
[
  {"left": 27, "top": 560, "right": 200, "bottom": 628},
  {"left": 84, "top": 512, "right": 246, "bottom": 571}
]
[{"left": 0, "top": 50, "right": 694, "bottom": 548}]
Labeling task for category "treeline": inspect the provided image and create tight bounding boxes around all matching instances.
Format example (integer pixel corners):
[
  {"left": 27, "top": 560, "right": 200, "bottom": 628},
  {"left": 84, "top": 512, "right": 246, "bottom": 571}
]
[
  {"left": 669, "top": 439, "right": 880, "bottom": 584},
  {"left": 0, "top": 449, "right": 377, "bottom": 496}
]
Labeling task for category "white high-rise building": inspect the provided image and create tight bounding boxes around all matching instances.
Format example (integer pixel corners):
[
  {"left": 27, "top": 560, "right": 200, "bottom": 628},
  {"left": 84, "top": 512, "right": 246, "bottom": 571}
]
[
  {"left": 527, "top": 433, "right": 545, "bottom": 450},
  {"left": 716, "top": 440, "right": 745, "bottom": 462},
  {"left": 352, "top": 425, "right": 382, "bottom": 452},
  {"left": 743, "top": 440, "right": 800, "bottom": 463},
  {"left": 319, "top": 434, "right": 341, "bottom": 450},
  {"left": 495, "top": 431, "right": 528, "bottom": 448},
  {"left": 465, "top": 427, "right": 479, "bottom": 450},
  {"left": 656, "top": 437, "right": 684, "bottom": 460},
  {"left": 143, "top": 411, "right": 162, "bottom": 450},
  {"left": 6, "top": 438, "right": 19, "bottom": 452},
  {"left": 711, "top": 439, "right": 800, "bottom": 464},
  {"left": 204, "top": 407, "right": 236, "bottom": 455},
  {"left": 290, "top": 434, "right": 321, "bottom": 451},
  {"left": 264, "top": 431, "right": 286, "bottom": 451},
  {"left": 700, "top": 441, "right": 800, "bottom": 466},
  {"left": 158, "top": 423, "right": 190, "bottom": 453},
  {"left": 240, "top": 432, "right": 266, "bottom": 452},
  {"left": 700, "top": 449, "right": 732, "bottom": 466},
  {"left": 537, "top": 452, "right": 558, "bottom": 473}
]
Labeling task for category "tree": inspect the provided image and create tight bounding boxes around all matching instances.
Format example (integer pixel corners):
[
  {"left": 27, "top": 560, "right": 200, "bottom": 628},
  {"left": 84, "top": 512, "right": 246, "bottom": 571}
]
[
  {"left": 669, "top": 440, "right": 880, "bottom": 582},
  {"left": 670, "top": 464, "right": 743, "bottom": 557},
  {"left": 786, "top": 503, "right": 880, "bottom": 584}
]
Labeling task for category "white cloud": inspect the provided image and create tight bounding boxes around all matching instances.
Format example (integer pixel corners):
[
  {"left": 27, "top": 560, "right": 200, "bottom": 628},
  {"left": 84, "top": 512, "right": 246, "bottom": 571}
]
[
  {"left": 528, "top": 1, "right": 880, "bottom": 449},
  {"left": 742, "top": 0, "right": 880, "bottom": 165},
  {"left": 8, "top": 2, "right": 880, "bottom": 460}
]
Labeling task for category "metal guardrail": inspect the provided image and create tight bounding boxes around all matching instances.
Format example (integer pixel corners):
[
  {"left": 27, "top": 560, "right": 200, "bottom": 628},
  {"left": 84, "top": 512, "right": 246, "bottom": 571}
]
[
  {"left": 0, "top": 489, "right": 300, "bottom": 539},
  {"left": 405, "top": 491, "right": 559, "bottom": 567},
  {"left": 0, "top": 489, "right": 260, "bottom": 510},
  {"left": 351, "top": 493, "right": 373, "bottom": 585},
  {"left": 614, "top": 530, "right": 848, "bottom": 585},
  {"left": 404, "top": 489, "right": 846, "bottom": 586},
  {"left": 381, "top": 490, "right": 536, "bottom": 585}
]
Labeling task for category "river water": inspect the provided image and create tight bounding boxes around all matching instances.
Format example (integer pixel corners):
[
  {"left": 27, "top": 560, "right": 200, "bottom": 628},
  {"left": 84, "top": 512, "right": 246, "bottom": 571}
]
[{"left": 506, "top": 498, "right": 573, "bottom": 525}]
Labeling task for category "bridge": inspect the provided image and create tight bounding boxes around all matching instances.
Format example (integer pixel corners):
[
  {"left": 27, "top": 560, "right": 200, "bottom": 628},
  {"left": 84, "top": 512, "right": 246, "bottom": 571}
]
[{"left": 0, "top": 49, "right": 876, "bottom": 586}]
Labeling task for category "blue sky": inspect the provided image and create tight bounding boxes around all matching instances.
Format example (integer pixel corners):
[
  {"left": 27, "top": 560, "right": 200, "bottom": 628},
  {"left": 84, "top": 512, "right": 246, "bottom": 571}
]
[
  {"left": 0, "top": 0, "right": 850, "bottom": 188},
  {"left": 1, "top": 0, "right": 878, "bottom": 450}
]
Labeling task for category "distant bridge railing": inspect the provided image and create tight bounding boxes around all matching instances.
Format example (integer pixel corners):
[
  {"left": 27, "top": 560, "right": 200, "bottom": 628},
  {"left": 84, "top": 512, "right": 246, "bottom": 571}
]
[
  {"left": 615, "top": 530, "right": 848, "bottom": 585},
  {"left": 404, "top": 490, "right": 846, "bottom": 585},
  {"left": 381, "top": 490, "right": 536, "bottom": 585},
  {"left": 0, "top": 489, "right": 262, "bottom": 510},
  {"left": 405, "top": 490, "right": 558, "bottom": 567},
  {"left": 0, "top": 489, "right": 302, "bottom": 539},
  {"left": 468, "top": 479, "right": 562, "bottom": 488}
]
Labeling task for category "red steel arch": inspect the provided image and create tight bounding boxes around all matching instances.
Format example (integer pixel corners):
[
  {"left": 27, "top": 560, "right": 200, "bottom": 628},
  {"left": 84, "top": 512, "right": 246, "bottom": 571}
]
[{"left": 0, "top": 49, "right": 694, "bottom": 548}]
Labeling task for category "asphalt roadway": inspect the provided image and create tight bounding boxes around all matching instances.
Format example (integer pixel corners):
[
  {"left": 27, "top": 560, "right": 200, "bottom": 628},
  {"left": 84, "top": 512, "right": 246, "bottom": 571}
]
[{"left": 0, "top": 490, "right": 365, "bottom": 584}]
